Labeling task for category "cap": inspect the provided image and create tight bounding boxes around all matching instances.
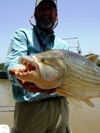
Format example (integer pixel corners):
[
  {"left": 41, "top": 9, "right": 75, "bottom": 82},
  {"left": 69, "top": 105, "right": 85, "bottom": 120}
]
[{"left": 35, "top": 0, "right": 57, "bottom": 8}]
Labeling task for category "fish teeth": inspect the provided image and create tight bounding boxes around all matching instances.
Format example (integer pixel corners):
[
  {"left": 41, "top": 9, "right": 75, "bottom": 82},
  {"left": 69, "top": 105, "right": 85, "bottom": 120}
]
[
  {"left": 27, "top": 69, "right": 30, "bottom": 72},
  {"left": 29, "top": 70, "right": 33, "bottom": 74},
  {"left": 26, "top": 62, "right": 29, "bottom": 65},
  {"left": 19, "top": 58, "right": 22, "bottom": 62},
  {"left": 22, "top": 60, "right": 26, "bottom": 65}
]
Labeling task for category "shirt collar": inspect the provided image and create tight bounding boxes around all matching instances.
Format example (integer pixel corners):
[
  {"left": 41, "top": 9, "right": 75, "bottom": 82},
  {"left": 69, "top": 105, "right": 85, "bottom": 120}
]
[{"left": 34, "top": 26, "right": 55, "bottom": 43}]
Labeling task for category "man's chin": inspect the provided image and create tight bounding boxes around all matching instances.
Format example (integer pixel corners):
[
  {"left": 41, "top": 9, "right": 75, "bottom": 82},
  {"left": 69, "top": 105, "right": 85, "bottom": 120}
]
[{"left": 39, "top": 23, "right": 53, "bottom": 31}]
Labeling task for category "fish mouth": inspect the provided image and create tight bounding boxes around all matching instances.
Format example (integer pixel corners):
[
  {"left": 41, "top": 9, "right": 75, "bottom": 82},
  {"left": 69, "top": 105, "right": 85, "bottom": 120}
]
[{"left": 19, "top": 56, "right": 38, "bottom": 74}]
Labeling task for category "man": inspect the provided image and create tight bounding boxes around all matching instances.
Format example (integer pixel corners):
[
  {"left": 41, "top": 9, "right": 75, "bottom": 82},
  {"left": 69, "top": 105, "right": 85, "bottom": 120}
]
[{"left": 5, "top": 0, "right": 71, "bottom": 133}]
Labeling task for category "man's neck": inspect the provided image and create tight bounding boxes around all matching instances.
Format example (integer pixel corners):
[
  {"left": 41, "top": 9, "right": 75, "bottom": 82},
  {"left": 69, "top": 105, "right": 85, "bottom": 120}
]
[{"left": 36, "top": 25, "right": 53, "bottom": 35}]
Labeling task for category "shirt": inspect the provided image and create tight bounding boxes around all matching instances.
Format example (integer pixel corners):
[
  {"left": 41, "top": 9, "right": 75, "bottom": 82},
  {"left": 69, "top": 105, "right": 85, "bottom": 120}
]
[{"left": 5, "top": 26, "right": 69, "bottom": 102}]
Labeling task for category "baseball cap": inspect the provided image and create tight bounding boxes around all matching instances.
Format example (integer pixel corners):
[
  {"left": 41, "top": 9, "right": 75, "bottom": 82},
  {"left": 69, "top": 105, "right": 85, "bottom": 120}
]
[{"left": 35, "top": 0, "right": 57, "bottom": 8}]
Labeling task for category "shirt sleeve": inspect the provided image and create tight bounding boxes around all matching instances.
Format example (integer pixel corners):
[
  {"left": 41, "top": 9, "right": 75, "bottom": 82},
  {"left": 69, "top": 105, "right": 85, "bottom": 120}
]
[
  {"left": 5, "top": 29, "right": 28, "bottom": 87},
  {"left": 55, "top": 37, "right": 70, "bottom": 50}
]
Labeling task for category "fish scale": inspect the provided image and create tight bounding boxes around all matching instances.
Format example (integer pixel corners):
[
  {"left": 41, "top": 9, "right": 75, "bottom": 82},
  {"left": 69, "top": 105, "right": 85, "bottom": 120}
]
[{"left": 57, "top": 51, "right": 100, "bottom": 96}]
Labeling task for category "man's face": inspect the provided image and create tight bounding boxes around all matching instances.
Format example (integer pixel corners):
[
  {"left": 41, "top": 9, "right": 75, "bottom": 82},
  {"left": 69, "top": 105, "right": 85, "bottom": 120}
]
[{"left": 34, "top": 3, "right": 58, "bottom": 31}]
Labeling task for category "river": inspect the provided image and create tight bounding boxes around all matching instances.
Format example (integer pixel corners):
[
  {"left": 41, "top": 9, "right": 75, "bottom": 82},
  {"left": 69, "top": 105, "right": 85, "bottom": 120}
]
[{"left": 0, "top": 79, "right": 100, "bottom": 133}]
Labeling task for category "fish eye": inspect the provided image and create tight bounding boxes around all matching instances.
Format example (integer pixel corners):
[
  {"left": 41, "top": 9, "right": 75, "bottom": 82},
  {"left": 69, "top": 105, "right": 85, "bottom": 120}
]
[{"left": 41, "top": 58, "right": 45, "bottom": 62}]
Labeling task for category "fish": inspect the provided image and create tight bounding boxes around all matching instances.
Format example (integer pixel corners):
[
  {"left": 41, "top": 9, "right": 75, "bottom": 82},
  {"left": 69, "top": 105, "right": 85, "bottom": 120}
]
[{"left": 14, "top": 49, "right": 100, "bottom": 107}]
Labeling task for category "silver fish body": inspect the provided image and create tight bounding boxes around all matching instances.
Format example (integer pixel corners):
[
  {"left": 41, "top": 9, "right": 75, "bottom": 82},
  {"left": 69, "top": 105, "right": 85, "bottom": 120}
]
[{"left": 18, "top": 50, "right": 100, "bottom": 107}]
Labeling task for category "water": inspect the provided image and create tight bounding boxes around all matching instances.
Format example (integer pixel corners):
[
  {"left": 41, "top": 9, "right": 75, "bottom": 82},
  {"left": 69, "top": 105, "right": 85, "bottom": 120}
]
[
  {"left": 69, "top": 99, "right": 100, "bottom": 133},
  {"left": 0, "top": 79, "right": 100, "bottom": 133},
  {"left": 0, "top": 79, "right": 15, "bottom": 108},
  {"left": 0, "top": 79, "right": 14, "bottom": 129}
]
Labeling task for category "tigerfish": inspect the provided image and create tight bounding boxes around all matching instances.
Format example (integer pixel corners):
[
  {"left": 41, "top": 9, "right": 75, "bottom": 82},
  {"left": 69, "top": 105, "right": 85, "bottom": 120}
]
[{"left": 15, "top": 49, "right": 100, "bottom": 107}]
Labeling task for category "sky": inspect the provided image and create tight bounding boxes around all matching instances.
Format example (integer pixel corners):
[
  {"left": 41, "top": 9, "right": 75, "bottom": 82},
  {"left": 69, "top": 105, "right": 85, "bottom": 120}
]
[{"left": 0, "top": 0, "right": 100, "bottom": 63}]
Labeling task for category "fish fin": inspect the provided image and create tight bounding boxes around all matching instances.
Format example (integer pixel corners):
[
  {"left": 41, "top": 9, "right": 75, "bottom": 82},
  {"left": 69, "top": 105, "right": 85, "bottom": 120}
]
[
  {"left": 86, "top": 54, "right": 99, "bottom": 63},
  {"left": 83, "top": 99, "right": 95, "bottom": 107},
  {"left": 57, "top": 88, "right": 95, "bottom": 107},
  {"left": 56, "top": 88, "right": 73, "bottom": 97}
]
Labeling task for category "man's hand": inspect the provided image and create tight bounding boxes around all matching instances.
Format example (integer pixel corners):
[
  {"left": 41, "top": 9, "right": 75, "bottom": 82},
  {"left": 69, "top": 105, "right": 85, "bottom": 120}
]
[
  {"left": 9, "top": 66, "right": 26, "bottom": 76},
  {"left": 21, "top": 80, "right": 57, "bottom": 94},
  {"left": 9, "top": 65, "right": 34, "bottom": 76},
  {"left": 9, "top": 67, "right": 57, "bottom": 94}
]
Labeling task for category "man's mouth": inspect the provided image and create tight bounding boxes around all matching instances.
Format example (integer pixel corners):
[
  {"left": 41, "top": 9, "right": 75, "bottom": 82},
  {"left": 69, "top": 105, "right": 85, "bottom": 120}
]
[{"left": 41, "top": 15, "right": 51, "bottom": 21}]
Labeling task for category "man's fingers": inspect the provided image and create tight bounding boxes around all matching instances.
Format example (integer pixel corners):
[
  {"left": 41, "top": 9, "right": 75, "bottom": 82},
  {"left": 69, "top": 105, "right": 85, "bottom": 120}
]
[
  {"left": 9, "top": 66, "right": 27, "bottom": 76},
  {"left": 9, "top": 68, "right": 16, "bottom": 76},
  {"left": 18, "top": 80, "right": 57, "bottom": 94}
]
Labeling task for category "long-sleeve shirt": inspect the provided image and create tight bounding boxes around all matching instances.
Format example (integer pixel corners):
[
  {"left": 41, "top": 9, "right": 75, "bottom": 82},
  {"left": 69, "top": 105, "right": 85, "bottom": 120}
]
[{"left": 5, "top": 26, "right": 69, "bottom": 102}]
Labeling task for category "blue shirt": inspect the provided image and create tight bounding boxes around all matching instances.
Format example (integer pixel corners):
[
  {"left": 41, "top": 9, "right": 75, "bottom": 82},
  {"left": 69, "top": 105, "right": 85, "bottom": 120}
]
[{"left": 5, "top": 26, "right": 69, "bottom": 102}]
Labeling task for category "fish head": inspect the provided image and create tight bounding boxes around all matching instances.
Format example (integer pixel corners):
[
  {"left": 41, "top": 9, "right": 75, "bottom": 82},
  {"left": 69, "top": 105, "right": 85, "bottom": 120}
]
[{"left": 19, "top": 51, "right": 66, "bottom": 89}]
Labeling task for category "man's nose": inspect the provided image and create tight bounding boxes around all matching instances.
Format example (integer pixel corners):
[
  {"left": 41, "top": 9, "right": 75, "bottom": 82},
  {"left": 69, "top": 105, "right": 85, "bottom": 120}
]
[{"left": 41, "top": 6, "right": 53, "bottom": 12}]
